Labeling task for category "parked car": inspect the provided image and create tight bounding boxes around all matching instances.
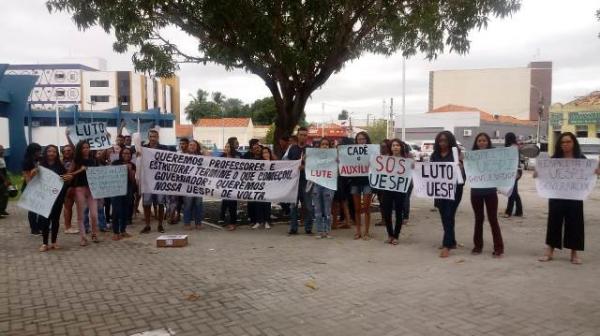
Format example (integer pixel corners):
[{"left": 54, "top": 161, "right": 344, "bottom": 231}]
[
  {"left": 420, "top": 140, "right": 435, "bottom": 162},
  {"left": 579, "top": 137, "right": 600, "bottom": 162},
  {"left": 405, "top": 141, "right": 425, "bottom": 161}
]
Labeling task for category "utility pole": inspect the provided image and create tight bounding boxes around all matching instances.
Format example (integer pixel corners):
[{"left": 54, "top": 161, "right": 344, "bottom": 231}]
[
  {"left": 388, "top": 98, "right": 394, "bottom": 139},
  {"left": 401, "top": 58, "right": 406, "bottom": 141}
]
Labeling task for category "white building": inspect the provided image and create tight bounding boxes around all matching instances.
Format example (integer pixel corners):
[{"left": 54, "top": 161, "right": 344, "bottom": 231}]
[
  {"left": 429, "top": 61, "right": 552, "bottom": 121},
  {"left": 193, "top": 118, "right": 254, "bottom": 149}
]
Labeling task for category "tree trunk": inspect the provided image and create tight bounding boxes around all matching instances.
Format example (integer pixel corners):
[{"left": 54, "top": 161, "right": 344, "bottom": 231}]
[{"left": 272, "top": 93, "right": 308, "bottom": 158}]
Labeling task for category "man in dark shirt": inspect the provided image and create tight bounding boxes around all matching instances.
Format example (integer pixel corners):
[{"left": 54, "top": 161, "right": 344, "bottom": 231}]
[
  {"left": 140, "top": 129, "right": 171, "bottom": 234},
  {"left": 287, "top": 127, "right": 313, "bottom": 234}
]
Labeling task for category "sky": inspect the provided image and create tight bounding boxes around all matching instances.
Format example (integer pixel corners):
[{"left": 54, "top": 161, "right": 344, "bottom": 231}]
[{"left": 1, "top": 0, "right": 599, "bottom": 123}]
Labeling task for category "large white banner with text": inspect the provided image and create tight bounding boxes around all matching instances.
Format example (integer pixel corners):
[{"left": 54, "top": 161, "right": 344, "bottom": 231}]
[
  {"left": 412, "top": 162, "right": 459, "bottom": 200},
  {"left": 18, "top": 166, "right": 64, "bottom": 218},
  {"left": 535, "top": 158, "right": 598, "bottom": 200},
  {"left": 305, "top": 148, "right": 338, "bottom": 191},
  {"left": 369, "top": 155, "right": 413, "bottom": 192}
]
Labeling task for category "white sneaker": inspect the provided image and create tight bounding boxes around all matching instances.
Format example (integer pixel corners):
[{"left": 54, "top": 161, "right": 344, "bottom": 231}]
[
  {"left": 265, "top": 223, "right": 271, "bottom": 230},
  {"left": 251, "top": 223, "right": 260, "bottom": 230}
]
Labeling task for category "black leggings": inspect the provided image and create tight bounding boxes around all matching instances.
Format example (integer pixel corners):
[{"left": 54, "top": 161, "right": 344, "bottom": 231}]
[
  {"left": 381, "top": 190, "right": 405, "bottom": 239},
  {"left": 39, "top": 206, "right": 63, "bottom": 245},
  {"left": 220, "top": 200, "right": 237, "bottom": 225}
]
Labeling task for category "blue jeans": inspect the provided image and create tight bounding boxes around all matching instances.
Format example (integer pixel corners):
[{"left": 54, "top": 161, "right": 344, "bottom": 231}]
[
  {"left": 289, "top": 181, "right": 314, "bottom": 233},
  {"left": 183, "top": 196, "right": 203, "bottom": 225},
  {"left": 112, "top": 195, "right": 132, "bottom": 234},
  {"left": 312, "top": 185, "right": 334, "bottom": 234},
  {"left": 84, "top": 199, "right": 106, "bottom": 231}
]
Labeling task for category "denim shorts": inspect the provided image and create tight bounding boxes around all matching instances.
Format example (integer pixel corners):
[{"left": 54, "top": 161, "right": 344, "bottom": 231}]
[
  {"left": 142, "top": 193, "right": 166, "bottom": 206},
  {"left": 350, "top": 185, "right": 372, "bottom": 195}
]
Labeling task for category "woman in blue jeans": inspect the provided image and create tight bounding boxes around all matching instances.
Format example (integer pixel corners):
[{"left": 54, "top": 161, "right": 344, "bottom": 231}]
[
  {"left": 311, "top": 138, "right": 336, "bottom": 239},
  {"left": 430, "top": 131, "right": 464, "bottom": 258},
  {"left": 350, "top": 131, "right": 373, "bottom": 240},
  {"left": 183, "top": 140, "right": 203, "bottom": 230},
  {"left": 111, "top": 147, "right": 136, "bottom": 240}
]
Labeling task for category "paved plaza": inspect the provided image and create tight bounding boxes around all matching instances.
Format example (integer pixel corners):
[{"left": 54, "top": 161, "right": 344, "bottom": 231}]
[{"left": 2, "top": 172, "right": 600, "bottom": 336}]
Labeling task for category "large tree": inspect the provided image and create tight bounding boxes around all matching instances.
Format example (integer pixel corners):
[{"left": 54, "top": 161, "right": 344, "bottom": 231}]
[{"left": 47, "top": 0, "right": 520, "bottom": 152}]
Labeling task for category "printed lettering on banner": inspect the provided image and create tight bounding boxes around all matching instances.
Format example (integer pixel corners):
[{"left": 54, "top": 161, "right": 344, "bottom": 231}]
[
  {"left": 368, "top": 155, "right": 413, "bottom": 192},
  {"left": 535, "top": 158, "right": 598, "bottom": 200},
  {"left": 87, "top": 165, "right": 128, "bottom": 199},
  {"left": 18, "top": 166, "right": 64, "bottom": 218},
  {"left": 464, "top": 146, "right": 519, "bottom": 188},
  {"left": 305, "top": 148, "right": 338, "bottom": 191},
  {"left": 412, "top": 162, "right": 458, "bottom": 200},
  {"left": 67, "top": 122, "right": 112, "bottom": 149},
  {"left": 140, "top": 147, "right": 301, "bottom": 202},
  {"left": 338, "top": 144, "right": 379, "bottom": 176}
]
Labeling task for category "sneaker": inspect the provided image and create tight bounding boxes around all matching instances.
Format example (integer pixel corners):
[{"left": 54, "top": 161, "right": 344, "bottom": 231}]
[
  {"left": 251, "top": 223, "right": 260, "bottom": 230},
  {"left": 265, "top": 223, "right": 271, "bottom": 230},
  {"left": 140, "top": 226, "right": 151, "bottom": 234},
  {"left": 158, "top": 225, "right": 165, "bottom": 233}
]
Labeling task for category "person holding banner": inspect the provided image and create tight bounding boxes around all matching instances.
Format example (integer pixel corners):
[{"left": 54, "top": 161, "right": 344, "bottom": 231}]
[
  {"left": 70, "top": 141, "right": 100, "bottom": 245},
  {"left": 61, "top": 145, "right": 79, "bottom": 234},
  {"left": 375, "top": 139, "right": 392, "bottom": 228},
  {"left": 503, "top": 132, "right": 523, "bottom": 218},
  {"left": 253, "top": 146, "right": 276, "bottom": 230},
  {"left": 469, "top": 133, "right": 504, "bottom": 257},
  {"left": 140, "top": 129, "right": 170, "bottom": 234},
  {"left": 350, "top": 131, "right": 373, "bottom": 240},
  {"left": 537, "top": 133, "right": 600, "bottom": 265},
  {"left": 22, "top": 143, "right": 42, "bottom": 235},
  {"left": 183, "top": 140, "right": 204, "bottom": 230},
  {"left": 110, "top": 147, "right": 136, "bottom": 240},
  {"left": 431, "top": 131, "right": 464, "bottom": 258},
  {"left": 288, "top": 127, "right": 313, "bottom": 235},
  {"left": 310, "top": 138, "right": 336, "bottom": 238},
  {"left": 37, "top": 145, "right": 72, "bottom": 251},
  {"left": 220, "top": 141, "right": 241, "bottom": 231},
  {"left": 380, "top": 139, "right": 410, "bottom": 245}
]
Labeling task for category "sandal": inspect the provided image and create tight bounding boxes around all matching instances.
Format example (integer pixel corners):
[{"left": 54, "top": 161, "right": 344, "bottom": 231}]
[
  {"left": 353, "top": 233, "right": 362, "bottom": 240},
  {"left": 439, "top": 248, "right": 450, "bottom": 258},
  {"left": 571, "top": 257, "right": 582, "bottom": 265},
  {"left": 385, "top": 237, "right": 393, "bottom": 244},
  {"left": 39, "top": 244, "right": 48, "bottom": 252},
  {"left": 362, "top": 234, "right": 372, "bottom": 241},
  {"left": 112, "top": 235, "right": 121, "bottom": 241},
  {"left": 50, "top": 244, "right": 61, "bottom": 250},
  {"left": 91, "top": 234, "right": 100, "bottom": 243},
  {"left": 492, "top": 251, "right": 504, "bottom": 258},
  {"left": 537, "top": 255, "right": 553, "bottom": 262},
  {"left": 471, "top": 248, "right": 482, "bottom": 255},
  {"left": 80, "top": 238, "right": 88, "bottom": 247},
  {"left": 226, "top": 225, "right": 236, "bottom": 231},
  {"left": 391, "top": 239, "right": 399, "bottom": 245}
]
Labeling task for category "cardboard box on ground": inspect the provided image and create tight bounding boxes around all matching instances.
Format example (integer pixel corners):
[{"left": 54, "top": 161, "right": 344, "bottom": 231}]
[{"left": 156, "top": 235, "right": 189, "bottom": 248}]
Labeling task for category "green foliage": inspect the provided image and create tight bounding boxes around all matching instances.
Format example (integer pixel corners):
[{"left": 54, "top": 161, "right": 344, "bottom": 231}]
[
  {"left": 264, "top": 124, "right": 276, "bottom": 145},
  {"left": 47, "top": 0, "right": 521, "bottom": 141},
  {"left": 338, "top": 110, "right": 349, "bottom": 120},
  {"left": 7, "top": 172, "right": 23, "bottom": 200},
  {"left": 366, "top": 120, "right": 388, "bottom": 145},
  {"left": 184, "top": 89, "right": 221, "bottom": 123},
  {"left": 248, "top": 97, "right": 277, "bottom": 125},
  {"left": 185, "top": 89, "right": 276, "bottom": 125}
]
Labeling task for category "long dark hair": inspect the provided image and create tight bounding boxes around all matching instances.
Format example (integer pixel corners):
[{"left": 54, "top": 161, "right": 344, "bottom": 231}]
[
  {"left": 380, "top": 139, "right": 391, "bottom": 155},
  {"left": 355, "top": 131, "right": 371, "bottom": 144},
  {"left": 24, "top": 143, "right": 42, "bottom": 163},
  {"left": 472, "top": 132, "right": 493, "bottom": 151},
  {"left": 433, "top": 131, "right": 458, "bottom": 155},
  {"left": 40, "top": 144, "right": 65, "bottom": 171},
  {"left": 504, "top": 132, "right": 517, "bottom": 147},
  {"left": 73, "top": 140, "right": 90, "bottom": 169},
  {"left": 119, "top": 147, "right": 133, "bottom": 162},
  {"left": 389, "top": 138, "right": 409, "bottom": 158},
  {"left": 552, "top": 132, "right": 582, "bottom": 158}
]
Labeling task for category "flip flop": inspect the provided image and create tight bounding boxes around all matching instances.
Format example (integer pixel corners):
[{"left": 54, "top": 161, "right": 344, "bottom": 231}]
[
  {"left": 353, "top": 233, "right": 361, "bottom": 240},
  {"left": 538, "top": 255, "right": 553, "bottom": 262},
  {"left": 571, "top": 257, "right": 582, "bottom": 265}
]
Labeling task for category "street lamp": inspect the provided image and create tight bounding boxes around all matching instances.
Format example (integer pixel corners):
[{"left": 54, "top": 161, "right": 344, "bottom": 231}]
[{"left": 531, "top": 85, "right": 544, "bottom": 146}]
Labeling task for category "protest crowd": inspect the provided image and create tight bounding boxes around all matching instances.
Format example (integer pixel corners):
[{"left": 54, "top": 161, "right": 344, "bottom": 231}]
[{"left": 7, "top": 121, "right": 600, "bottom": 265}]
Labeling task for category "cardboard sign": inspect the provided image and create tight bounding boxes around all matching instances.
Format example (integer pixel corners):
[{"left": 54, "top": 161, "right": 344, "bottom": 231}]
[
  {"left": 156, "top": 235, "right": 188, "bottom": 248},
  {"left": 464, "top": 146, "right": 519, "bottom": 188},
  {"left": 305, "top": 148, "right": 338, "bottom": 191},
  {"left": 68, "top": 122, "right": 112, "bottom": 149},
  {"left": 338, "top": 144, "right": 379, "bottom": 177},
  {"left": 140, "top": 148, "right": 300, "bottom": 202},
  {"left": 412, "top": 162, "right": 458, "bottom": 200},
  {"left": 18, "top": 166, "right": 64, "bottom": 218},
  {"left": 87, "top": 165, "right": 128, "bottom": 199},
  {"left": 369, "top": 155, "right": 413, "bottom": 192},
  {"left": 535, "top": 158, "right": 598, "bottom": 200}
]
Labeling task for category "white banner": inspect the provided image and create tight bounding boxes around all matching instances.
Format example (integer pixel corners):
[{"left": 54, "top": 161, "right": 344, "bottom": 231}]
[
  {"left": 140, "top": 148, "right": 301, "bottom": 202},
  {"left": 369, "top": 155, "right": 413, "bottom": 192},
  {"left": 18, "top": 166, "right": 64, "bottom": 218},
  {"left": 68, "top": 122, "right": 112, "bottom": 149},
  {"left": 412, "top": 162, "right": 459, "bottom": 200},
  {"left": 338, "top": 144, "right": 379, "bottom": 176},
  {"left": 87, "top": 165, "right": 128, "bottom": 199},
  {"left": 464, "top": 146, "right": 519, "bottom": 188},
  {"left": 535, "top": 158, "right": 598, "bottom": 200},
  {"left": 305, "top": 148, "right": 338, "bottom": 191}
]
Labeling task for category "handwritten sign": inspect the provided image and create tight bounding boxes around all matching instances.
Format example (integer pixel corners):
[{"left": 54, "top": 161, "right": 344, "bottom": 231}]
[
  {"left": 412, "top": 162, "right": 458, "bottom": 200},
  {"left": 338, "top": 144, "right": 379, "bottom": 177},
  {"left": 305, "top": 148, "right": 338, "bottom": 191},
  {"left": 18, "top": 166, "right": 64, "bottom": 218},
  {"left": 464, "top": 147, "right": 519, "bottom": 188},
  {"left": 369, "top": 155, "right": 413, "bottom": 192},
  {"left": 68, "top": 122, "right": 112, "bottom": 149},
  {"left": 140, "top": 148, "right": 300, "bottom": 202},
  {"left": 535, "top": 158, "right": 598, "bottom": 200},
  {"left": 87, "top": 165, "right": 128, "bottom": 199}
]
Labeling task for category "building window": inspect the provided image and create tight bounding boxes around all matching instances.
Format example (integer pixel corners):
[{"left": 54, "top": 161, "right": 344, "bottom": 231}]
[
  {"left": 575, "top": 125, "right": 588, "bottom": 138},
  {"left": 90, "top": 80, "right": 109, "bottom": 87},
  {"left": 91, "top": 95, "right": 110, "bottom": 103},
  {"left": 55, "top": 89, "right": 66, "bottom": 98},
  {"left": 54, "top": 71, "right": 65, "bottom": 82}
]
